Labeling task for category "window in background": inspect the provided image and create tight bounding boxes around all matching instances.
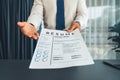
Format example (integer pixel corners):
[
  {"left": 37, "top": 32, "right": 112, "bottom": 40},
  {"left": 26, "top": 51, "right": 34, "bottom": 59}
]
[{"left": 83, "top": 0, "right": 119, "bottom": 59}]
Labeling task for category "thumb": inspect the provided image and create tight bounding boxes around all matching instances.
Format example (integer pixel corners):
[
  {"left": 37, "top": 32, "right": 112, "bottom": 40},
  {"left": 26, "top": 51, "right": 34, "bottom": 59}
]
[{"left": 17, "top": 22, "right": 26, "bottom": 28}]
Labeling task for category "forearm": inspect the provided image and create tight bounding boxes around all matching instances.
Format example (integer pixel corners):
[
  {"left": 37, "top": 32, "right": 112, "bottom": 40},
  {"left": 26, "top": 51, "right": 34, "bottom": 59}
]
[
  {"left": 74, "top": 0, "right": 88, "bottom": 30},
  {"left": 27, "top": 0, "right": 43, "bottom": 31}
]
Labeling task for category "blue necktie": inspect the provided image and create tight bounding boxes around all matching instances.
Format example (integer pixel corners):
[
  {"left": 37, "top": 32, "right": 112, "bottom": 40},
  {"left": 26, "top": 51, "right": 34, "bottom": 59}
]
[{"left": 56, "top": 0, "right": 65, "bottom": 30}]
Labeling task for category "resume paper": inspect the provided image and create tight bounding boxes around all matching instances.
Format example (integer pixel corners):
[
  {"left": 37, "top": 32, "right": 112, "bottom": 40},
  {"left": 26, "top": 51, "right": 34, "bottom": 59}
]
[{"left": 29, "top": 29, "right": 94, "bottom": 69}]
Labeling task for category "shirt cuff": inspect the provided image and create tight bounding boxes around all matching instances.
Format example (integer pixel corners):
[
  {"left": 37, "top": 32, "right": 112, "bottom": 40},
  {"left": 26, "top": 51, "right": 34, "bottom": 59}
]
[
  {"left": 27, "top": 15, "right": 42, "bottom": 31},
  {"left": 74, "top": 20, "right": 88, "bottom": 30}
]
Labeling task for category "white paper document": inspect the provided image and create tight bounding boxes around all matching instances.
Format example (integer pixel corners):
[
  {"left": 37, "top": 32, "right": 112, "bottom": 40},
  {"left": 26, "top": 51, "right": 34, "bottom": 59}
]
[{"left": 29, "top": 28, "right": 94, "bottom": 69}]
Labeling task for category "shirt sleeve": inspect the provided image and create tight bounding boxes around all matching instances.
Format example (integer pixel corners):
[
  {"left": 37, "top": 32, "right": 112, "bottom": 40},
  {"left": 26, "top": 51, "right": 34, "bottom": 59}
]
[
  {"left": 74, "top": 0, "right": 88, "bottom": 30},
  {"left": 27, "top": 0, "right": 43, "bottom": 31}
]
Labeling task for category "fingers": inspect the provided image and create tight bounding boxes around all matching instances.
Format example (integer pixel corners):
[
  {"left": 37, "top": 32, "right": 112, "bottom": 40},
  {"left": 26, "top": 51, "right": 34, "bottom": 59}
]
[
  {"left": 68, "top": 26, "right": 76, "bottom": 32},
  {"left": 31, "top": 27, "right": 39, "bottom": 39},
  {"left": 18, "top": 22, "right": 39, "bottom": 40},
  {"left": 26, "top": 31, "right": 39, "bottom": 40},
  {"left": 32, "top": 32, "right": 39, "bottom": 40},
  {"left": 67, "top": 22, "right": 82, "bottom": 32},
  {"left": 17, "top": 22, "right": 26, "bottom": 28},
  {"left": 78, "top": 26, "right": 82, "bottom": 32},
  {"left": 67, "top": 25, "right": 77, "bottom": 32},
  {"left": 25, "top": 32, "right": 39, "bottom": 40},
  {"left": 36, "top": 32, "right": 39, "bottom": 38}
]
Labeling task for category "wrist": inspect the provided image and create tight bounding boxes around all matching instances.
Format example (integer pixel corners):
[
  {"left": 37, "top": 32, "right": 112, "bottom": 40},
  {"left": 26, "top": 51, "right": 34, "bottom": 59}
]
[
  {"left": 29, "top": 23, "right": 35, "bottom": 27},
  {"left": 74, "top": 21, "right": 80, "bottom": 26},
  {"left": 74, "top": 21, "right": 82, "bottom": 32}
]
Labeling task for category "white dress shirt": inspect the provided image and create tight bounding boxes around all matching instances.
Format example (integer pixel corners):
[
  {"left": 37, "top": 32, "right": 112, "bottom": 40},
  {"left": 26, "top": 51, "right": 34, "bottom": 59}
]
[{"left": 27, "top": 0, "right": 88, "bottom": 30}]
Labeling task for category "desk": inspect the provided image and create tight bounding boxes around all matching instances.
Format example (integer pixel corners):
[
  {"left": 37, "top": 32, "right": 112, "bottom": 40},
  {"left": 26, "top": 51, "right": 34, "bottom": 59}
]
[{"left": 0, "top": 60, "right": 120, "bottom": 80}]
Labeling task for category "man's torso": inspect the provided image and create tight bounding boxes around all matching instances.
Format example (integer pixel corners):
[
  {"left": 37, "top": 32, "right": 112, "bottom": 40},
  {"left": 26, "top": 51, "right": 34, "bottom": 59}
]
[{"left": 41, "top": 0, "right": 78, "bottom": 29}]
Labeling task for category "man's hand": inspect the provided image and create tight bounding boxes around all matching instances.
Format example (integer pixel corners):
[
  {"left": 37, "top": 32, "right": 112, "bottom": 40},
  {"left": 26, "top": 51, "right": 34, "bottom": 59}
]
[
  {"left": 17, "top": 22, "right": 39, "bottom": 40},
  {"left": 67, "top": 22, "right": 82, "bottom": 32}
]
